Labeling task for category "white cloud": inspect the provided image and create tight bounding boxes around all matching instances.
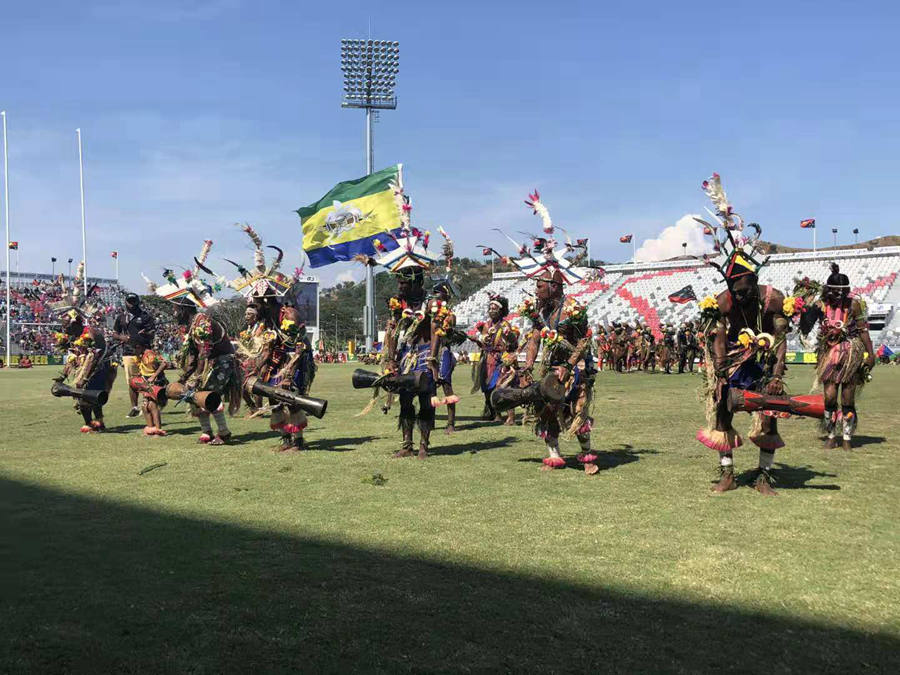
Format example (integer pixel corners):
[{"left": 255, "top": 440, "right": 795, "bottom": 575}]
[
  {"left": 634, "top": 214, "right": 714, "bottom": 262},
  {"left": 334, "top": 269, "right": 361, "bottom": 285}
]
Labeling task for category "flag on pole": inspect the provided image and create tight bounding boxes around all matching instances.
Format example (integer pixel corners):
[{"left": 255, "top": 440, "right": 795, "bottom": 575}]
[
  {"left": 619, "top": 234, "right": 633, "bottom": 243},
  {"left": 668, "top": 285, "right": 697, "bottom": 304},
  {"left": 8, "top": 241, "right": 18, "bottom": 250},
  {"left": 876, "top": 344, "right": 893, "bottom": 358},
  {"left": 800, "top": 219, "right": 816, "bottom": 229},
  {"left": 111, "top": 251, "right": 118, "bottom": 259},
  {"left": 297, "top": 164, "right": 406, "bottom": 268}
]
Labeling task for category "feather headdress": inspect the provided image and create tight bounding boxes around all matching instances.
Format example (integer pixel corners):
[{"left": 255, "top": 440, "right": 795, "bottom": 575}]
[
  {"left": 482, "top": 190, "right": 586, "bottom": 284},
  {"left": 49, "top": 260, "right": 101, "bottom": 318},
  {"left": 226, "top": 225, "right": 294, "bottom": 299},
  {"left": 694, "top": 174, "right": 768, "bottom": 284},
  {"left": 149, "top": 240, "right": 221, "bottom": 308}
]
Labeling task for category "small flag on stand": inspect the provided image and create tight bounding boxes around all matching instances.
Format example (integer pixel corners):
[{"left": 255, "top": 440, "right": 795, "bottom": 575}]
[
  {"left": 668, "top": 285, "right": 697, "bottom": 304},
  {"left": 8, "top": 241, "right": 18, "bottom": 250},
  {"left": 800, "top": 219, "right": 816, "bottom": 229},
  {"left": 619, "top": 234, "right": 633, "bottom": 243}
]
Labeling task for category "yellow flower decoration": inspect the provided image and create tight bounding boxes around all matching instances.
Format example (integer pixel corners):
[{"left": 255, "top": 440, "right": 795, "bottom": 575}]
[
  {"left": 699, "top": 296, "right": 718, "bottom": 311},
  {"left": 783, "top": 296, "right": 797, "bottom": 317}
]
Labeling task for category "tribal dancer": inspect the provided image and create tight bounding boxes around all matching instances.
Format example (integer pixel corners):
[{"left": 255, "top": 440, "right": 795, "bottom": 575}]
[
  {"left": 639, "top": 324, "right": 656, "bottom": 371},
  {"left": 179, "top": 314, "right": 242, "bottom": 444},
  {"left": 430, "top": 278, "right": 461, "bottom": 433},
  {"left": 678, "top": 320, "right": 700, "bottom": 373},
  {"left": 134, "top": 348, "right": 170, "bottom": 436},
  {"left": 593, "top": 324, "right": 611, "bottom": 371},
  {"left": 695, "top": 174, "right": 788, "bottom": 496},
  {"left": 227, "top": 225, "right": 316, "bottom": 452},
  {"left": 656, "top": 323, "right": 676, "bottom": 374},
  {"left": 488, "top": 191, "right": 597, "bottom": 473},
  {"left": 472, "top": 295, "right": 520, "bottom": 424},
  {"left": 50, "top": 262, "right": 117, "bottom": 432},
  {"left": 794, "top": 264, "right": 874, "bottom": 450},
  {"left": 145, "top": 240, "right": 239, "bottom": 444},
  {"left": 237, "top": 300, "right": 270, "bottom": 413},
  {"left": 358, "top": 210, "right": 455, "bottom": 459},
  {"left": 254, "top": 308, "right": 317, "bottom": 451}
]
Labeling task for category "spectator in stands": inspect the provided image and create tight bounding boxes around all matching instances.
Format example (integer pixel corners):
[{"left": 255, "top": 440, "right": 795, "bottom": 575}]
[{"left": 113, "top": 293, "right": 156, "bottom": 418}]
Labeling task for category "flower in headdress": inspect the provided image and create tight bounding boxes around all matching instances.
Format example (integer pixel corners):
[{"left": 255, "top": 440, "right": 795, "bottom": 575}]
[
  {"left": 402, "top": 203, "right": 412, "bottom": 213},
  {"left": 389, "top": 297, "right": 406, "bottom": 312},
  {"left": 183, "top": 270, "right": 193, "bottom": 281},
  {"left": 74, "top": 327, "right": 94, "bottom": 347},
  {"left": 562, "top": 298, "right": 587, "bottom": 324},
  {"left": 191, "top": 314, "right": 213, "bottom": 342},
  {"left": 540, "top": 327, "right": 561, "bottom": 346},
  {"left": 756, "top": 332, "right": 775, "bottom": 351}
]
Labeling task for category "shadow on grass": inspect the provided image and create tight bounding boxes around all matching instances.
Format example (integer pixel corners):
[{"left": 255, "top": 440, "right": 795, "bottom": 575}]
[
  {"left": 852, "top": 435, "right": 888, "bottom": 447},
  {"left": 518, "top": 447, "right": 658, "bottom": 472},
  {"left": 1, "top": 478, "right": 896, "bottom": 672},
  {"left": 307, "top": 436, "right": 374, "bottom": 452},
  {"left": 429, "top": 436, "right": 518, "bottom": 456},
  {"left": 730, "top": 464, "right": 841, "bottom": 491}
]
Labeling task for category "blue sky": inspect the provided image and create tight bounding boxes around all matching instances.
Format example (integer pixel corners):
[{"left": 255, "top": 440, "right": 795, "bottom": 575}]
[{"left": 2, "top": 0, "right": 898, "bottom": 290}]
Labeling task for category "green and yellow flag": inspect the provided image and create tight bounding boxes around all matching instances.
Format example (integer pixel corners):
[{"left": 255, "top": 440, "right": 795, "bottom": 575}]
[{"left": 297, "top": 164, "right": 405, "bottom": 268}]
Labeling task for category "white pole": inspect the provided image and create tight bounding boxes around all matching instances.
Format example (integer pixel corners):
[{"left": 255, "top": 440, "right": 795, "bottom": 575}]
[
  {"left": 632, "top": 239, "right": 636, "bottom": 274},
  {"left": 2, "top": 110, "right": 10, "bottom": 367},
  {"left": 115, "top": 255, "right": 119, "bottom": 283},
  {"left": 813, "top": 226, "right": 817, "bottom": 255},
  {"left": 76, "top": 128, "right": 88, "bottom": 296}
]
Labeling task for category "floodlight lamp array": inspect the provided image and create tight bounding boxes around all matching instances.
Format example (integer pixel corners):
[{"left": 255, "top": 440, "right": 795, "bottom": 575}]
[{"left": 340, "top": 38, "right": 399, "bottom": 109}]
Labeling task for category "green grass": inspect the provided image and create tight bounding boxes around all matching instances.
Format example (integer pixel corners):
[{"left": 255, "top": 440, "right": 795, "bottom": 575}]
[{"left": 1, "top": 364, "right": 898, "bottom": 673}]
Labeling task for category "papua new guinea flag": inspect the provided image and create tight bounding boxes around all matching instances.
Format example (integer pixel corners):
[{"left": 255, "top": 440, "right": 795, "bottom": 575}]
[
  {"left": 668, "top": 285, "right": 697, "bottom": 304},
  {"left": 297, "top": 164, "right": 405, "bottom": 268}
]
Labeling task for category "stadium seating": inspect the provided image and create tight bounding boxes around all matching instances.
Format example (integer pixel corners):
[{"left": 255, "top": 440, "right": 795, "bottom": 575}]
[
  {"left": 456, "top": 247, "right": 900, "bottom": 350},
  {"left": 0, "top": 274, "right": 124, "bottom": 355}
]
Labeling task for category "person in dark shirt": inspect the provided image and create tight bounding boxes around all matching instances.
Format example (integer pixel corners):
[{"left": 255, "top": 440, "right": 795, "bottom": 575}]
[{"left": 113, "top": 294, "right": 156, "bottom": 417}]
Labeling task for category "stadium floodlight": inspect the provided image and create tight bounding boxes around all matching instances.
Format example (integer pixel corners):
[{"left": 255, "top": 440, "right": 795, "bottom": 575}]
[
  {"left": 340, "top": 38, "right": 399, "bottom": 112},
  {"left": 340, "top": 37, "right": 400, "bottom": 352}
]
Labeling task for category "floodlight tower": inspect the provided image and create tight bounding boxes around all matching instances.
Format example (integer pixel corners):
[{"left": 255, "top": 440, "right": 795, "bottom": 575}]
[{"left": 340, "top": 38, "right": 400, "bottom": 352}]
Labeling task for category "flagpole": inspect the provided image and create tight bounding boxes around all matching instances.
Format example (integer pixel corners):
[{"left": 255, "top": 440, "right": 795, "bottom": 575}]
[
  {"left": 76, "top": 128, "right": 88, "bottom": 296},
  {"left": 115, "top": 255, "right": 119, "bottom": 283},
  {"left": 813, "top": 226, "right": 817, "bottom": 255},
  {"left": 632, "top": 239, "right": 636, "bottom": 274},
  {"left": 2, "top": 110, "right": 10, "bottom": 368}
]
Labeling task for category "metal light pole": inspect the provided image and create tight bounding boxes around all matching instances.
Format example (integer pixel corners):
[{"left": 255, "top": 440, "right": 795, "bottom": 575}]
[
  {"left": 832, "top": 228, "right": 838, "bottom": 248},
  {"left": 68, "top": 257, "right": 73, "bottom": 280},
  {"left": 1, "top": 110, "right": 9, "bottom": 367},
  {"left": 52, "top": 257, "right": 57, "bottom": 276},
  {"left": 76, "top": 129, "right": 88, "bottom": 296},
  {"left": 341, "top": 38, "right": 399, "bottom": 353},
  {"left": 853, "top": 227, "right": 859, "bottom": 244}
]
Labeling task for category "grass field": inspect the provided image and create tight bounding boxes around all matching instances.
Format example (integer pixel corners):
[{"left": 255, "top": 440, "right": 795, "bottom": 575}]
[{"left": 1, "top": 364, "right": 899, "bottom": 673}]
